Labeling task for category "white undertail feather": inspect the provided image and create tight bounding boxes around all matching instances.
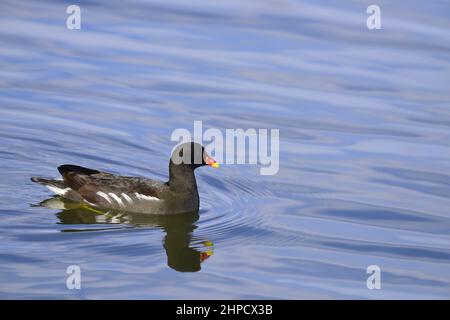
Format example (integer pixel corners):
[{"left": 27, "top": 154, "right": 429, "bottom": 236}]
[{"left": 46, "top": 185, "right": 71, "bottom": 196}]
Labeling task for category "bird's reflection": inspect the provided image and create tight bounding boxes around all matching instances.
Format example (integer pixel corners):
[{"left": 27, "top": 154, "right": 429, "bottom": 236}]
[{"left": 38, "top": 197, "right": 214, "bottom": 272}]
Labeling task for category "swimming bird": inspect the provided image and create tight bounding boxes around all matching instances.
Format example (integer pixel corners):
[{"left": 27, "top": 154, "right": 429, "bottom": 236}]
[{"left": 31, "top": 142, "right": 219, "bottom": 214}]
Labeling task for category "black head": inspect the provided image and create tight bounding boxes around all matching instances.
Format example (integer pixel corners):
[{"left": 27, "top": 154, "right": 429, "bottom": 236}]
[{"left": 170, "top": 142, "right": 218, "bottom": 170}]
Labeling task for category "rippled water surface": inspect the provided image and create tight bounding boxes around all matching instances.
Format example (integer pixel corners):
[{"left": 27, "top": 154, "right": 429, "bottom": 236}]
[{"left": 1, "top": 0, "right": 450, "bottom": 299}]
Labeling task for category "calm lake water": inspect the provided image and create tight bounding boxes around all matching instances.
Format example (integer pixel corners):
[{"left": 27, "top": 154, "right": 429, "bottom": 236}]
[{"left": 1, "top": 0, "right": 450, "bottom": 299}]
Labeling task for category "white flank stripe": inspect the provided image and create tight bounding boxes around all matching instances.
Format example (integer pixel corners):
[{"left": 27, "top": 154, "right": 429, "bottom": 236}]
[
  {"left": 134, "top": 192, "right": 160, "bottom": 202},
  {"left": 121, "top": 193, "right": 133, "bottom": 205},
  {"left": 108, "top": 193, "right": 125, "bottom": 208},
  {"left": 84, "top": 200, "right": 98, "bottom": 207},
  {"left": 46, "top": 185, "right": 70, "bottom": 196},
  {"left": 96, "top": 191, "right": 112, "bottom": 204}
]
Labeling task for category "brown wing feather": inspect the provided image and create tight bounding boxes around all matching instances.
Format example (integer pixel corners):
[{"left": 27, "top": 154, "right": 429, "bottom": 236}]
[{"left": 77, "top": 182, "right": 104, "bottom": 204}]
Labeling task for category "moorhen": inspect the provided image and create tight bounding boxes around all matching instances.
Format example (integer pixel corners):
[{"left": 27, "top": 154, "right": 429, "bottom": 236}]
[{"left": 31, "top": 142, "right": 219, "bottom": 214}]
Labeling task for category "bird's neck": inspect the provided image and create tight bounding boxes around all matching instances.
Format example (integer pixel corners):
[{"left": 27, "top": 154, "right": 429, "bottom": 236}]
[{"left": 168, "top": 162, "right": 198, "bottom": 194}]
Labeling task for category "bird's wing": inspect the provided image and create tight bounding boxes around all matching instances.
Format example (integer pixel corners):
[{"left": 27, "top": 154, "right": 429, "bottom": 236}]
[
  {"left": 58, "top": 165, "right": 165, "bottom": 209},
  {"left": 81, "top": 178, "right": 165, "bottom": 209}
]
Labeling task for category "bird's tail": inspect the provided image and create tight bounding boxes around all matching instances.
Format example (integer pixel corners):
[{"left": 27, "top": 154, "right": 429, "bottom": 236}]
[
  {"left": 31, "top": 177, "right": 65, "bottom": 187},
  {"left": 31, "top": 177, "right": 69, "bottom": 196}
]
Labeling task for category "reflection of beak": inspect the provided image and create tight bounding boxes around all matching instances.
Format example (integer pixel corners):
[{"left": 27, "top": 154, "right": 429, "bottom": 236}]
[
  {"left": 200, "top": 241, "right": 214, "bottom": 262},
  {"left": 204, "top": 154, "right": 220, "bottom": 168}
]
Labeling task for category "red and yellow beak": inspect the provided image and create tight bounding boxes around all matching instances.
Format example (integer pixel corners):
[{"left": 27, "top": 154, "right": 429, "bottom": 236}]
[{"left": 204, "top": 154, "right": 220, "bottom": 168}]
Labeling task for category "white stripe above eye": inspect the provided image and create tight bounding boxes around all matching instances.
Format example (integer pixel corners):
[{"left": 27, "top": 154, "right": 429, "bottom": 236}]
[
  {"left": 96, "top": 191, "right": 112, "bottom": 204},
  {"left": 121, "top": 193, "right": 133, "bottom": 205},
  {"left": 134, "top": 192, "right": 160, "bottom": 202},
  {"left": 108, "top": 193, "right": 125, "bottom": 208}
]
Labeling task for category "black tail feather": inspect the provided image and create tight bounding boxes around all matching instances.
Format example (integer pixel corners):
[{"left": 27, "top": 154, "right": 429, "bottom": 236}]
[{"left": 58, "top": 164, "right": 100, "bottom": 176}]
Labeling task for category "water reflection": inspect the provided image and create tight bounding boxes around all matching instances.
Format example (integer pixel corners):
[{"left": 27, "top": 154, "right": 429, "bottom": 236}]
[{"left": 39, "top": 197, "right": 214, "bottom": 272}]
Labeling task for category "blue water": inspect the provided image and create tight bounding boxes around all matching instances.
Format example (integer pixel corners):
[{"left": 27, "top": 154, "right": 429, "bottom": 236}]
[{"left": 1, "top": 0, "right": 450, "bottom": 299}]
